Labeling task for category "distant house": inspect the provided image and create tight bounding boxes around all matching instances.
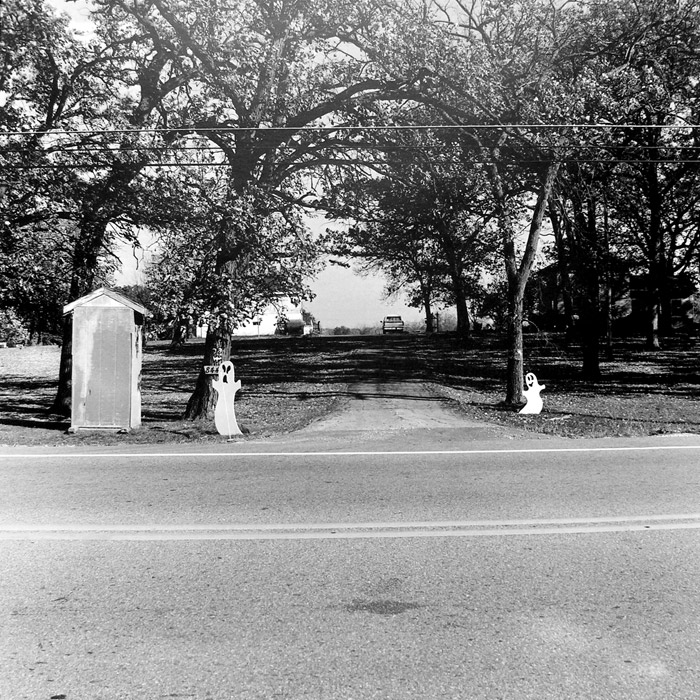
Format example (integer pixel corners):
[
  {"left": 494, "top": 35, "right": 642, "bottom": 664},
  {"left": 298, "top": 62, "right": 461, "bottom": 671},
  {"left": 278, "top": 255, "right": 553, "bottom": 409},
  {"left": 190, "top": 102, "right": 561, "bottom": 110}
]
[
  {"left": 526, "top": 265, "right": 700, "bottom": 334},
  {"left": 196, "top": 297, "right": 306, "bottom": 338}
]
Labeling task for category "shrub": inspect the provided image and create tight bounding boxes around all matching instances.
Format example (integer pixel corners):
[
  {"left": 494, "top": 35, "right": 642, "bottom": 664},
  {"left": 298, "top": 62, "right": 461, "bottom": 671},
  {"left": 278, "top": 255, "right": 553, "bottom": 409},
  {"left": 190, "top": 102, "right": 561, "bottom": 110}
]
[{"left": 0, "top": 309, "right": 30, "bottom": 346}]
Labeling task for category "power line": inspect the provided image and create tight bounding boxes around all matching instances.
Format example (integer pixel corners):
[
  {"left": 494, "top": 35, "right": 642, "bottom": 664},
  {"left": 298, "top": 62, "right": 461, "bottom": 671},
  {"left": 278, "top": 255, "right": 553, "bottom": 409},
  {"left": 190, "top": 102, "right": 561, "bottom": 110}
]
[
  {"left": 4, "top": 159, "right": 700, "bottom": 170},
  {"left": 4, "top": 143, "right": 700, "bottom": 155},
  {"left": 2, "top": 123, "right": 699, "bottom": 137}
]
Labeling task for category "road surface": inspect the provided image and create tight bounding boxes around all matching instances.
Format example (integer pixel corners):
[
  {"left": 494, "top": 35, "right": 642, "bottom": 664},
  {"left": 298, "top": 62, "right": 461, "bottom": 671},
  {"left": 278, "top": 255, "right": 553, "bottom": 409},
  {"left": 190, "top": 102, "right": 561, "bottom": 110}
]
[{"left": 2, "top": 382, "right": 700, "bottom": 699}]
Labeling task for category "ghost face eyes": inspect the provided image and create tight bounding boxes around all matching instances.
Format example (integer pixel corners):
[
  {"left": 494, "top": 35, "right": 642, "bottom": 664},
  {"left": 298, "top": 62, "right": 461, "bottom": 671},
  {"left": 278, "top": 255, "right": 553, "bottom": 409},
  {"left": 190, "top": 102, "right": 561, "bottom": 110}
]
[{"left": 220, "top": 361, "right": 234, "bottom": 383}]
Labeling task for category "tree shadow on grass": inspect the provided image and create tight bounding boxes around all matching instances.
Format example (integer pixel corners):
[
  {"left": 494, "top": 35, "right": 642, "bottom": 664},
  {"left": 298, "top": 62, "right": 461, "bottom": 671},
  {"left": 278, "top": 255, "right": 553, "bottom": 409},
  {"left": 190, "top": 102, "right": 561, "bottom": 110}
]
[
  {"left": 0, "top": 415, "right": 68, "bottom": 431},
  {"left": 2, "top": 333, "right": 699, "bottom": 440},
  {"left": 0, "top": 377, "right": 68, "bottom": 430}
]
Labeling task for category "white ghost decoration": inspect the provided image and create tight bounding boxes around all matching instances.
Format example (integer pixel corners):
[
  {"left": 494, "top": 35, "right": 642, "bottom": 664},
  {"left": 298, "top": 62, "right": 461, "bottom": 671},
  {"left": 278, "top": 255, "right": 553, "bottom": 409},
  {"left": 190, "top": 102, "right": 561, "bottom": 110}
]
[
  {"left": 213, "top": 361, "right": 243, "bottom": 437},
  {"left": 519, "top": 372, "right": 545, "bottom": 415}
]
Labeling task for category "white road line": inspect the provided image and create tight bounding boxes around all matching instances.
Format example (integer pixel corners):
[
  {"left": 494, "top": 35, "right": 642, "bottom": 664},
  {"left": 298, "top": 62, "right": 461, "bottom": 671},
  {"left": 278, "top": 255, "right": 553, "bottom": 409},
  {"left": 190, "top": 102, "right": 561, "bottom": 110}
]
[
  {"left": 2, "top": 516, "right": 700, "bottom": 540},
  {"left": 3, "top": 513, "right": 700, "bottom": 532},
  {"left": 2, "top": 523, "right": 700, "bottom": 540},
  {"left": 2, "top": 444, "right": 700, "bottom": 459}
]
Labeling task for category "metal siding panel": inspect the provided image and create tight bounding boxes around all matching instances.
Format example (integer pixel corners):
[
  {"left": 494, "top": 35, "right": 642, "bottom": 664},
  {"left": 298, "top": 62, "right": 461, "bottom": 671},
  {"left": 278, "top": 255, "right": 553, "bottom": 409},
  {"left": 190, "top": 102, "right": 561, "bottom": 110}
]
[
  {"left": 81, "top": 308, "right": 132, "bottom": 428},
  {"left": 71, "top": 307, "right": 98, "bottom": 427}
]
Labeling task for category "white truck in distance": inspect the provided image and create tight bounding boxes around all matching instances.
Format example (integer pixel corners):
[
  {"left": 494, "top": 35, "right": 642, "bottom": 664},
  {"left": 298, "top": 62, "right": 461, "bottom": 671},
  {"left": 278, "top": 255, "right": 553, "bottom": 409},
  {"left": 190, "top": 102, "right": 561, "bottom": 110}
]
[{"left": 382, "top": 315, "right": 405, "bottom": 334}]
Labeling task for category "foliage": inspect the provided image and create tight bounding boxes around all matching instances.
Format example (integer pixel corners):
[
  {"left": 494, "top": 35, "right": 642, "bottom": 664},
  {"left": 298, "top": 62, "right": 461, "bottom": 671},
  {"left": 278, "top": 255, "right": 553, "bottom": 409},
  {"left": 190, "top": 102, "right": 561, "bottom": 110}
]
[
  {"left": 146, "top": 182, "right": 322, "bottom": 335},
  {"left": 323, "top": 120, "right": 502, "bottom": 334},
  {"left": 0, "top": 0, "right": 85, "bottom": 333},
  {"left": 0, "top": 308, "right": 30, "bottom": 346}
]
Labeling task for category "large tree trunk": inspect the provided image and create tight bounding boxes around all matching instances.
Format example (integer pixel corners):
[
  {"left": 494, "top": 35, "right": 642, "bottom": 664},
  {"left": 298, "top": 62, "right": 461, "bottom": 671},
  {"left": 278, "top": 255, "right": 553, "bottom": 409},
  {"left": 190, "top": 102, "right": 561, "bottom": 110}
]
[
  {"left": 453, "top": 279, "right": 471, "bottom": 339},
  {"left": 183, "top": 198, "right": 245, "bottom": 420},
  {"left": 415, "top": 273, "right": 434, "bottom": 333},
  {"left": 646, "top": 251, "right": 666, "bottom": 349},
  {"left": 580, "top": 300, "right": 601, "bottom": 380},
  {"left": 486, "top": 138, "right": 559, "bottom": 406},
  {"left": 51, "top": 317, "right": 73, "bottom": 416},
  {"left": 505, "top": 283, "right": 525, "bottom": 405},
  {"left": 50, "top": 217, "right": 106, "bottom": 416},
  {"left": 440, "top": 228, "right": 470, "bottom": 339},
  {"left": 183, "top": 328, "right": 231, "bottom": 420},
  {"left": 647, "top": 291, "right": 662, "bottom": 349},
  {"left": 422, "top": 289, "right": 434, "bottom": 333}
]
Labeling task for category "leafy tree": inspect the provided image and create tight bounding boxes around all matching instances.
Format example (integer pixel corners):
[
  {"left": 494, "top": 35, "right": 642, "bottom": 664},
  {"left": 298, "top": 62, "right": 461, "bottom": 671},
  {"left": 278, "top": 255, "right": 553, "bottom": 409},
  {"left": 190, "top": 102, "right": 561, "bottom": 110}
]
[
  {"left": 549, "top": 163, "right": 613, "bottom": 379},
  {"left": 142, "top": 176, "right": 321, "bottom": 416},
  {"left": 0, "top": 0, "right": 84, "bottom": 339},
  {"left": 1, "top": 0, "right": 200, "bottom": 412},
  {"left": 559, "top": 0, "right": 700, "bottom": 351},
  {"left": 326, "top": 128, "right": 500, "bottom": 336},
  {"left": 101, "top": 0, "right": 436, "bottom": 418},
  {"left": 407, "top": 0, "right": 572, "bottom": 403}
]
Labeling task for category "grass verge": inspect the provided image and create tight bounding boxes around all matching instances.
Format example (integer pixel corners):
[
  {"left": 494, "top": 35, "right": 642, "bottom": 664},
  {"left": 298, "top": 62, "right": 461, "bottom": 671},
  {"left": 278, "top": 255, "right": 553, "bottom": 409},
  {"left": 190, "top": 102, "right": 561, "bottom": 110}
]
[{"left": 0, "top": 333, "right": 698, "bottom": 446}]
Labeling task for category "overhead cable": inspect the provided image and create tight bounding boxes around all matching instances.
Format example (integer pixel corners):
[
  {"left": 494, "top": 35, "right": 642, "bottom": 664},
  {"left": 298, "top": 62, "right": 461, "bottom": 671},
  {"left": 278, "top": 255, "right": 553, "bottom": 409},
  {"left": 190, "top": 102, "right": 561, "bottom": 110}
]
[{"left": 2, "top": 122, "right": 698, "bottom": 137}]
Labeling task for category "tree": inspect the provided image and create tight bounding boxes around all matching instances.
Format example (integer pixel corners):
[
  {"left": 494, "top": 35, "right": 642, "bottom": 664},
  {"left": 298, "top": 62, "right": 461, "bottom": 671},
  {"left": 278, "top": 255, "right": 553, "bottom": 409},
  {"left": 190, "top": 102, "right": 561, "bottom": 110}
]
[
  {"left": 1, "top": 0, "right": 200, "bottom": 412},
  {"left": 550, "top": 162, "right": 611, "bottom": 379},
  {"left": 414, "top": 0, "right": 571, "bottom": 403},
  {"left": 0, "top": 0, "right": 85, "bottom": 340},
  {"left": 105, "top": 0, "right": 436, "bottom": 418},
  {"left": 484, "top": 139, "right": 560, "bottom": 402},
  {"left": 326, "top": 128, "right": 500, "bottom": 337},
  {"left": 561, "top": 0, "right": 700, "bottom": 349},
  {"left": 139, "top": 172, "right": 321, "bottom": 416}
]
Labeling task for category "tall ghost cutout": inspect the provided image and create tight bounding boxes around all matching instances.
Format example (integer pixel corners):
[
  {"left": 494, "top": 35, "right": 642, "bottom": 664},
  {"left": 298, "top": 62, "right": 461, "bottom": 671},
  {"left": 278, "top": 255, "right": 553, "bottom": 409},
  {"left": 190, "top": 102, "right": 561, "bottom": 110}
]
[
  {"left": 519, "top": 372, "right": 545, "bottom": 415},
  {"left": 213, "top": 361, "right": 243, "bottom": 437}
]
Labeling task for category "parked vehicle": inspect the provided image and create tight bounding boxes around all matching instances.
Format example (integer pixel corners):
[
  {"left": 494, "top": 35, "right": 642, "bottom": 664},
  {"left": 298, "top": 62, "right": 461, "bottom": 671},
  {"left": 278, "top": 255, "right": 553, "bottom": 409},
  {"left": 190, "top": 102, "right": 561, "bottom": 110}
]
[{"left": 382, "top": 315, "right": 405, "bottom": 334}]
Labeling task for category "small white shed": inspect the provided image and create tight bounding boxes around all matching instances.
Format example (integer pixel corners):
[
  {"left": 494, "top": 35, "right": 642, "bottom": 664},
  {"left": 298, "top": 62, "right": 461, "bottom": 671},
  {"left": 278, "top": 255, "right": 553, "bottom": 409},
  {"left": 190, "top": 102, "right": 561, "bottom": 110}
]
[{"left": 63, "top": 287, "right": 148, "bottom": 432}]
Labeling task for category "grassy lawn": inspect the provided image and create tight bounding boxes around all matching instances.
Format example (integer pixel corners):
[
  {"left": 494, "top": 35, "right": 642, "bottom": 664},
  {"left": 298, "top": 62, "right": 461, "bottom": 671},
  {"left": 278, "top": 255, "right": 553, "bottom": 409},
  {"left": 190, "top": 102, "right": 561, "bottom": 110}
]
[
  {"left": 423, "top": 333, "right": 700, "bottom": 439},
  {"left": 0, "top": 333, "right": 698, "bottom": 446}
]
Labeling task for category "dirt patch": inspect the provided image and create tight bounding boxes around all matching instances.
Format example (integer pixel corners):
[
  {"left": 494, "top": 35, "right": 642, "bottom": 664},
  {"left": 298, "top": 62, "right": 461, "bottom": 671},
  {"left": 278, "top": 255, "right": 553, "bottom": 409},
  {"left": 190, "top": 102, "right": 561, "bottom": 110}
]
[{"left": 298, "top": 380, "right": 496, "bottom": 433}]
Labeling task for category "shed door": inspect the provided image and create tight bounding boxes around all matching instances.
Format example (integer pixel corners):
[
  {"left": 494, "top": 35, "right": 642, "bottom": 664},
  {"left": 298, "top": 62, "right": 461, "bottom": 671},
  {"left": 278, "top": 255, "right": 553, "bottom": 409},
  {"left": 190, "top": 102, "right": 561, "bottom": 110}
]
[{"left": 82, "top": 308, "right": 132, "bottom": 427}]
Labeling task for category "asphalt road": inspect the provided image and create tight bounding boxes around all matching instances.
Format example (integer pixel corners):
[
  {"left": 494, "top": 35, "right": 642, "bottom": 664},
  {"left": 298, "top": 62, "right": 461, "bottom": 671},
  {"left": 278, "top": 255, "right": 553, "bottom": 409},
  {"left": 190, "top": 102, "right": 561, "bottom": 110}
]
[{"left": 2, "top": 387, "right": 700, "bottom": 699}]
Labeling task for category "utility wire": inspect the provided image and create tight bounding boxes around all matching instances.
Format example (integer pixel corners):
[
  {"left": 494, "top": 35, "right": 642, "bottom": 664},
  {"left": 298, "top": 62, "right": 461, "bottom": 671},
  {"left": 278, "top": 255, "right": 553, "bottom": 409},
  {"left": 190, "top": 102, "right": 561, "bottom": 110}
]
[
  {"left": 2, "top": 123, "right": 699, "bottom": 137},
  {"left": 3, "top": 143, "right": 700, "bottom": 155},
  {"left": 4, "top": 159, "right": 700, "bottom": 170}
]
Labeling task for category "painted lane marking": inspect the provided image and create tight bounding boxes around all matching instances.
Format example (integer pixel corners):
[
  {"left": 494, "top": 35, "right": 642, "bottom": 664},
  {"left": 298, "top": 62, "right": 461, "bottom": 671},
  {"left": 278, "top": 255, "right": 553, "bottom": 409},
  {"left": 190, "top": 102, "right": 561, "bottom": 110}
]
[
  {"left": 3, "top": 513, "right": 700, "bottom": 532},
  {"left": 3, "top": 516, "right": 700, "bottom": 540},
  {"left": 2, "top": 444, "right": 700, "bottom": 459}
]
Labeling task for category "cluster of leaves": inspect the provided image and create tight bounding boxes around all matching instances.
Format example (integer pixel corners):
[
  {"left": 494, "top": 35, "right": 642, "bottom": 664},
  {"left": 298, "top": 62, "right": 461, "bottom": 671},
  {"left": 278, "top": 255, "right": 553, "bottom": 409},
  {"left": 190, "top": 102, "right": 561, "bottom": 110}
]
[
  {"left": 318, "top": 0, "right": 700, "bottom": 390},
  {"left": 2, "top": 0, "right": 417, "bottom": 412},
  {"left": 146, "top": 180, "right": 322, "bottom": 335}
]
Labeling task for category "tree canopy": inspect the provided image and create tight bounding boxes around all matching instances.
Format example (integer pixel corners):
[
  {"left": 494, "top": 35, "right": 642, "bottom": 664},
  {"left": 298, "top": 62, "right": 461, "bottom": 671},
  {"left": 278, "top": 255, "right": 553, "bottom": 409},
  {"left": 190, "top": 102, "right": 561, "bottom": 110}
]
[{"left": 2, "top": 0, "right": 700, "bottom": 413}]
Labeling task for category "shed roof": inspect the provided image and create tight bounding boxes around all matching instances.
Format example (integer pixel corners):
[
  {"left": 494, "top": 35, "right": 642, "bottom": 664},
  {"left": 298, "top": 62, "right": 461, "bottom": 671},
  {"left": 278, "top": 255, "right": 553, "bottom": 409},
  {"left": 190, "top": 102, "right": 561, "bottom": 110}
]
[{"left": 63, "top": 287, "right": 150, "bottom": 317}]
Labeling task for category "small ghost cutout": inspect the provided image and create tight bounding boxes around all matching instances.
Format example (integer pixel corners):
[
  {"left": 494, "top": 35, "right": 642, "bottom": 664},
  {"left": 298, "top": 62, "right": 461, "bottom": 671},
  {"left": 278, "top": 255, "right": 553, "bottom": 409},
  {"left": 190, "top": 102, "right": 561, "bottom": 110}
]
[
  {"left": 519, "top": 372, "right": 545, "bottom": 415},
  {"left": 213, "top": 361, "right": 243, "bottom": 437}
]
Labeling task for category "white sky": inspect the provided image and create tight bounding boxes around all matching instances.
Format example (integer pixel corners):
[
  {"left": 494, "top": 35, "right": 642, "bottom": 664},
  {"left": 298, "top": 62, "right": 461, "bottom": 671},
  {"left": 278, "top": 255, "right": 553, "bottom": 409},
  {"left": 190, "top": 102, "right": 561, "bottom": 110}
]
[
  {"left": 305, "top": 264, "right": 425, "bottom": 329},
  {"left": 47, "top": 0, "right": 94, "bottom": 35},
  {"left": 116, "top": 241, "right": 425, "bottom": 329}
]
